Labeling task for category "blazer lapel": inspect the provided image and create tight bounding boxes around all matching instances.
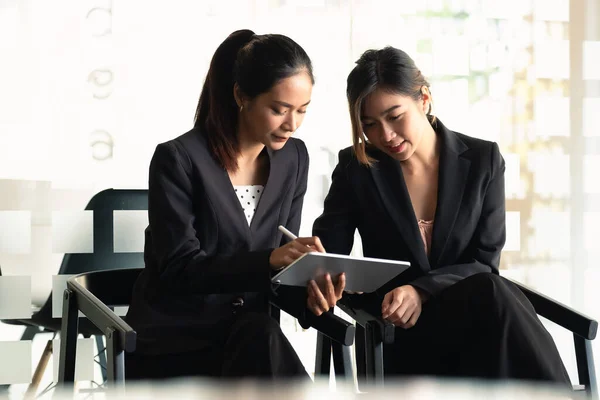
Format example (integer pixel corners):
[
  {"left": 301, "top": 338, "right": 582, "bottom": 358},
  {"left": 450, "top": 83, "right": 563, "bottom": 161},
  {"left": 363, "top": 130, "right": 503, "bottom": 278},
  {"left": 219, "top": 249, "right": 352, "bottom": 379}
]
[
  {"left": 249, "top": 147, "right": 290, "bottom": 234},
  {"left": 212, "top": 146, "right": 286, "bottom": 247},
  {"left": 429, "top": 121, "right": 471, "bottom": 268},
  {"left": 213, "top": 162, "right": 253, "bottom": 241},
  {"left": 370, "top": 152, "right": 432, "bottom": 272}
]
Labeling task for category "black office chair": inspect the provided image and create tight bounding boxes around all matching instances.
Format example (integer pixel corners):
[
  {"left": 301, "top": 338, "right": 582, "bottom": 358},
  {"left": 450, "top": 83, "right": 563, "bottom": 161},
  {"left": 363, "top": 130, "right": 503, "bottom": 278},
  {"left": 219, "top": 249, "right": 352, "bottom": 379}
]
[
  {"left": 320, "top": 277, "right": 598, "bottom": 397},
  {"left": 58, "top": 269, "right": 139, "bottom": 385},
  {"left": 57, "top": 268, "right": 355, "bottom": 388},
  {"left": 0, "top": 188, "right": 148, "bottom": 392}
]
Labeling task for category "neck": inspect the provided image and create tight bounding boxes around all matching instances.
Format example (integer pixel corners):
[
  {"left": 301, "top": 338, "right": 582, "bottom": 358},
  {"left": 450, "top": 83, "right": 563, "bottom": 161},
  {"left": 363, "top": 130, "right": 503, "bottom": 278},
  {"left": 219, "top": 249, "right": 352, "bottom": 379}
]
[
  {"left": 402, "top": 122, "right": 439, "bottom": 173},
  {"left": 236, "top": 125, "right": 265, "bottom": 170}
]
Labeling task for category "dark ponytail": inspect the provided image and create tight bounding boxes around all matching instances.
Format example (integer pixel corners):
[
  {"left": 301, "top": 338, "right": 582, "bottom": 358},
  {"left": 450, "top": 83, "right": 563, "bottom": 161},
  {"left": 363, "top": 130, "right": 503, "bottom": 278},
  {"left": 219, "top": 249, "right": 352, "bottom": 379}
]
[
  {"left": 194, "top": 29, "right": 313, "bottom": 171},
  {"left": 194, "top": 29, "right": 255, "bottom": 172}
]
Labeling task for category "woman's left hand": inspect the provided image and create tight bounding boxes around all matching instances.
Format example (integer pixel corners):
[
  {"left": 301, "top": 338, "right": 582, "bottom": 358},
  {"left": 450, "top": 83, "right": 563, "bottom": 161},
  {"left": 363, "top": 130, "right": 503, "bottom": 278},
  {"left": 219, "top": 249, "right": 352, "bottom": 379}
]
[
  {"left": 381, "top": 285, "right": 428, "bottom": 329},
  {"left": 306, "top": 273, "right": 345, "bottom": 316}
]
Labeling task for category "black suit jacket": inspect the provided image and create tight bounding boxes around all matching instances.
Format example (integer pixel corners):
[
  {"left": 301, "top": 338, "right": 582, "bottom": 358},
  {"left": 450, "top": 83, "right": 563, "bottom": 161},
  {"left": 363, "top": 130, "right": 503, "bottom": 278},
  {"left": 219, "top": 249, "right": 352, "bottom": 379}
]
[
  {"left": 126, "top": 128, "right": 309, "bottom": 355},
  {"left": 313, "top": 119, "right": 506, "bottom": 302}
]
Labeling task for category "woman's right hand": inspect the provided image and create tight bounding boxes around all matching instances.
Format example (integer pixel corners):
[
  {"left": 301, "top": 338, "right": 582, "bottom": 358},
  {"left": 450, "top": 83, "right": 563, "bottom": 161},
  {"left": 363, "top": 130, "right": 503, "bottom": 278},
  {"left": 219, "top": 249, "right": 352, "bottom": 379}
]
[{"left": 269, "top": 236, "right": 325, "bottom": 270}]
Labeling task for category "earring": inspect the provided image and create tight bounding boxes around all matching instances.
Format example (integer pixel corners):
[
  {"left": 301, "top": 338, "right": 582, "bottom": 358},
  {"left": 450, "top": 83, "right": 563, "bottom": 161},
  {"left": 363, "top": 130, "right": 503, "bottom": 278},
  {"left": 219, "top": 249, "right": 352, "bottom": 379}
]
[{"left": 239, "top": 105, "right": 244, "bottom": 113}]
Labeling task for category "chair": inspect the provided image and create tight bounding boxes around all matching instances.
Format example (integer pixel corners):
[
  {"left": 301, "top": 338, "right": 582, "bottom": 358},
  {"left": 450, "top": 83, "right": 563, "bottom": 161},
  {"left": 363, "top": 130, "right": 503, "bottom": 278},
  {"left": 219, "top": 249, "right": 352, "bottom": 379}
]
[
  {"left": 57, "top": 268, "right": 355, "bottom": 387},
  {"left": 58, "top": 269, "right": 139, "bottom": 385},
  {"left": 0, "top": 188, "right": 148, "bottom": 393},
  {"left": 320, "top": 277, "right": 598, "bottom": 397}
]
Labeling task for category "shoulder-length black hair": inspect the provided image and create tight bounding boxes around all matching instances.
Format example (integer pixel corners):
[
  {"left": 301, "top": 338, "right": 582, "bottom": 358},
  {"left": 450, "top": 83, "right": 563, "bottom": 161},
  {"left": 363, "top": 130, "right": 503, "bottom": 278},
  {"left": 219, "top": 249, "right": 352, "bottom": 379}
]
[{"left": 347, "top": 46, "right": 433, "bottom": 165}]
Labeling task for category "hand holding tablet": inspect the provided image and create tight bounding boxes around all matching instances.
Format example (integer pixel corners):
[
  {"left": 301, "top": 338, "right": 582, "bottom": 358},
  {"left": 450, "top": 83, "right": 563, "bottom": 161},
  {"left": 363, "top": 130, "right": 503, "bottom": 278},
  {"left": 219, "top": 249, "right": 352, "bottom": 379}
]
[{"left": 275, "top": 226, "right": 410, "bottom": 293}]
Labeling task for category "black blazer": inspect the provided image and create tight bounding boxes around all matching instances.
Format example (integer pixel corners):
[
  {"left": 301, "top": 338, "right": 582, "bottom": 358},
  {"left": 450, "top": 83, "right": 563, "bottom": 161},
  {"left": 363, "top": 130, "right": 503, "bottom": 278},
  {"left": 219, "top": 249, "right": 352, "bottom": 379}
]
[
  {"left": 313, "top": 119, "right": 506, "bottom": 301},
  {"left": 126, "top": 128, "right": 309, "bottom": 355}
]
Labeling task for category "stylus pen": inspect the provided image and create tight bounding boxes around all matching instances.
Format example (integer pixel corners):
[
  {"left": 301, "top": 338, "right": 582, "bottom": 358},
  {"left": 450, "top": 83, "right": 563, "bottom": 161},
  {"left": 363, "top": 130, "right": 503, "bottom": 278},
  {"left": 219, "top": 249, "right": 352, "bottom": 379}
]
[
  {"left": 278, "top": 225, "right": 298, "bottom": 241},
  {"left": 278, "top": 225, "right": 328, "bottom": 254}
]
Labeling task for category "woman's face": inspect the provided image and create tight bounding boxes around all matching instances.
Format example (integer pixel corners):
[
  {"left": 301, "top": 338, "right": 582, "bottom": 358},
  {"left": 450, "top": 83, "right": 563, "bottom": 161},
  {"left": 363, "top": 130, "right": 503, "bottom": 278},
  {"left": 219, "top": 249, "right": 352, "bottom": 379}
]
[
  {"left": 238, "top": 71, "right": 313, "bottom": 151},
  {"left": 360, "top": 87, "right": 431, "bottom": 161}
]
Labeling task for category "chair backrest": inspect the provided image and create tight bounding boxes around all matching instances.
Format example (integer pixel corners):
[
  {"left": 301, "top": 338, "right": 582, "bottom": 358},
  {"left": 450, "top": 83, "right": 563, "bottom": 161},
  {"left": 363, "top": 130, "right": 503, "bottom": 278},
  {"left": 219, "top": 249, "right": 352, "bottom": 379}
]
[
  {"left": 72, "top": 268, "right": 143, "bottom": 307},
  {"left": 36, "top": 189, "right": 148, "bottom": 323},
  {"left": 57, "top": 189, "right": 149, "bottom": 275}
]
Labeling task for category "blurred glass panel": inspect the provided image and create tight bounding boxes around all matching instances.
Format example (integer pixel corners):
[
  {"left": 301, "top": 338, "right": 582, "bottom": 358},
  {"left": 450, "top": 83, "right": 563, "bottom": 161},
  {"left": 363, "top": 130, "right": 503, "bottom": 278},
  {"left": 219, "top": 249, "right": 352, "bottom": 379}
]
[
  {"left": 584, "top": 156, "right": 600, "bottom": 194},
  {"left": 489, "top": 41, "right": 511, "bottom": 70},
  {"left": 534, "top": 41, "right": 569, "bottom": 79},
  {"left": 533, "top": 0, "right": 569, "bottom": 22},
  {"left": 0, "top": 276, "right": 31, "bottom": 319},
  {"left": 583, "top": 212, "right": 600, "bottom": 252},
  {"left": 583, "top": 98, "right": 600, "bottom": 137},
  {"left": 351, "top": 0, "right": 418, "bottom": 14},
  {"left": 505, "top": 212, "right": 521, "bottom": 252},
  {"left": 433, "top": 79, "right": 470, "bottom": 134},
  {"left": 534, "top": 96, "right": 570, "bottom": 137},
  {"left": 350, "top": 15, "right": 418, "bottom": 62},
  {"left": 583, "top": 41, "right": 600, "bottom": 80},
  {"left": 488, "top": 71, "right": 514, "bottom": 99},
  {"left": 501, "top": 264, "right": 527, "bottom": 281},
  {"left": 0, "top": 211, "right": 31, "bottom": 254},
  {"left": 584, "top": 268, "right": 600, "bottom": 318},
  {"left": 464, "top": 99, "right": 504, "bottom": 142},
  {"left": 52, "top": 337, "right": 95, "bottom": 382},
  {"left": 469, "top": 43, "right": 487, "bottom": 72},
  {"left": 432, "top": 37, "right": 470, "bottom": 76},
  {"left": 296, "top": 0, "right": 326, "bottom": 6},
  {"left": 0, "top": 340, "right": 31, "bottom": 384},
  {"left": 527, "top": 262, "right": 571, "bottom": 304},
  {"left": 179, "top": 0, "right": 253, "bottom": 16},
  {"left": 52, "top": 275, "right": 79, "bottom": 318},
  {"left": 527, "top": 210, "right": 570, "bottom": 258},
  {"left": 505, "top": 153, "right": 524, "bottom": 199},
  {"left": 113, "top": 210, "right": 148, "bottom": 253},
  {"left": 0, "top": 3, "right": 18, "bottom": 52},
  {"left": 51, "top": 211, "right": 93, "bottom": 254},
  {"left": 534, "top": 21, "right": 568, "bottom": 44},
  {"left": 481, "top": 0, "right": 531, "bottom": 19},
  {"left": 529, "top": 153, "right": 570, "bottom": 197},
  {"left": 414, "top": 53, "right": 434, "bottom": 80}
]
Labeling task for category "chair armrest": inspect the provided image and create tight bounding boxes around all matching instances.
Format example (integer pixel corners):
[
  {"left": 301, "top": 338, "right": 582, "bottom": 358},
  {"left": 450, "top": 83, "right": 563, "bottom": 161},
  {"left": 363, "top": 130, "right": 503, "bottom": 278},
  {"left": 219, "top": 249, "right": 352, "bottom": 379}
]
[
  {"left": 305, "top": 310, "right": 355, "bottom": 346},
  {"left": 337, "top": 299, "right": 395, "bottom": 344},
  {"left": 508, "top": 278, "right": 598, "bottom": 340},
  {"left": 270, "top": 295, "right": 355, "bottom": 346},
  {"left": 67, "top": 277, "right": 137, "bottom": 352}
]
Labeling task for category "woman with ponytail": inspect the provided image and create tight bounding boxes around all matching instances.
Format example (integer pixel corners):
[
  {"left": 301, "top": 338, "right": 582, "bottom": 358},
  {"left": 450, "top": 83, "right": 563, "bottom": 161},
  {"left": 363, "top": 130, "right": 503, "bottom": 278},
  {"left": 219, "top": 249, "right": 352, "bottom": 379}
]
[{"left": 125, "top": 30, "right": 342, "bottom": 381}]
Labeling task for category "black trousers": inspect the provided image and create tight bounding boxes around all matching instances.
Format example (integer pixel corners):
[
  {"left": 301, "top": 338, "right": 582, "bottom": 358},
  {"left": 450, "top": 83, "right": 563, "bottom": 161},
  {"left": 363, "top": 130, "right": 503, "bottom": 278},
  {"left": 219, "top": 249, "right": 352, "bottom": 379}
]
[
  {"left": 125, "top": 311, "right": 309, "bottom": 381},
  {"left": 383, "top": 273, "right": 571, "bottom": 387}
]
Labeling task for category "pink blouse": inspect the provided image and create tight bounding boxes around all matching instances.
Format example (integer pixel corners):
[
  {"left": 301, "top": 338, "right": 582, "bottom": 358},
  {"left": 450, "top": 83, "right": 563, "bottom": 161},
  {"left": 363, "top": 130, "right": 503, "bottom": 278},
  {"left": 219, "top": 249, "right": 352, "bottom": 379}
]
[{"left": 418, "top": 219, "right": 434, "bottom": 256}]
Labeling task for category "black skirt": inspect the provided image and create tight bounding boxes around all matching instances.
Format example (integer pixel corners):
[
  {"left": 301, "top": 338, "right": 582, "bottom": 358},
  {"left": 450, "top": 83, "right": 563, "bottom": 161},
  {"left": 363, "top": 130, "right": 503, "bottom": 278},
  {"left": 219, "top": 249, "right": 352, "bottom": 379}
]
[
  {"left": 382, "top": 273, "right": 571, "bottom": 388},
  {"left": 125, "top": 311, "right": 309, "bottom": 381}
]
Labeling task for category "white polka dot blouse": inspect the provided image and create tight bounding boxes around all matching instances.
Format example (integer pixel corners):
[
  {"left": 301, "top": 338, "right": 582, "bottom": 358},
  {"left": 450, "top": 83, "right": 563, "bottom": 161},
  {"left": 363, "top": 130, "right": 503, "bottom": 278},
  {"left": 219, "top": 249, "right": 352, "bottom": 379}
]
[{"left": 233, "top": 185, "right": 264, "bottom": 226}]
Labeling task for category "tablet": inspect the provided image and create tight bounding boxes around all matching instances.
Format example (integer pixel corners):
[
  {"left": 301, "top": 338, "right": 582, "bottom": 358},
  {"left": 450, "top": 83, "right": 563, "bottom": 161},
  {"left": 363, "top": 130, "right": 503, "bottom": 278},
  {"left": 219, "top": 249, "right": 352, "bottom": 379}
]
[{"left": 271, "top": 252, "right": 410, "bottom": 293}]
